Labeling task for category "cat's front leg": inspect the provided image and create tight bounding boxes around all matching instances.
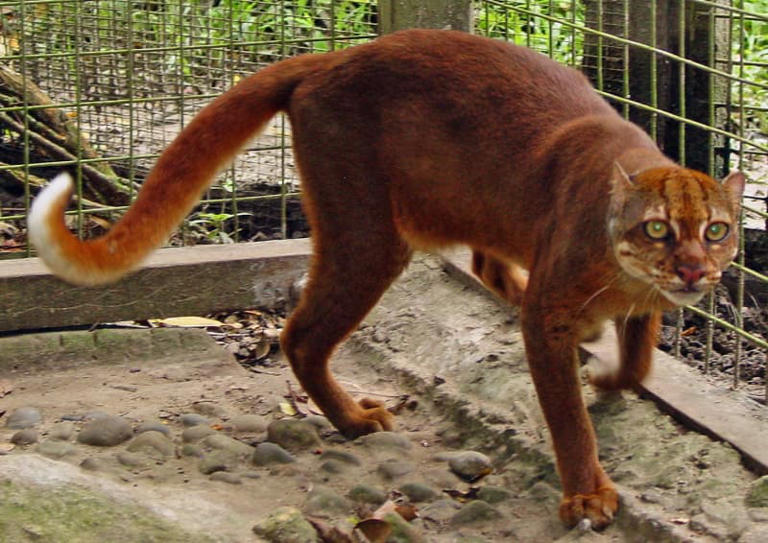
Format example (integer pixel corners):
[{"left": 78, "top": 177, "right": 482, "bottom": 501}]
[{"left": 521, "top": 302, "right": 619, "bottom": 529}]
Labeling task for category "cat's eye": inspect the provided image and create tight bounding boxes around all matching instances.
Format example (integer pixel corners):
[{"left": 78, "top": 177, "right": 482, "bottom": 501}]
[
  {"left": 705, "top": 222, "right": 729, "bottom": 242},
  {"left": 644, "top": 220, "right": 670, "bottom": 240}
]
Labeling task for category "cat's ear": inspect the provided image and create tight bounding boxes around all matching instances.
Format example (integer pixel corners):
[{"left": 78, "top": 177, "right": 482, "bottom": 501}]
[
  {"left": 610, "top": 162, "right": 634, "bottom": 198},
  {"left": 721, "top": 171, "right": 745, "bottom": 211}
]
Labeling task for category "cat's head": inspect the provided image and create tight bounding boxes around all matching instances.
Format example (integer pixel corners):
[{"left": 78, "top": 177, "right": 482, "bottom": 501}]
[{"left": 608, "top": 165, "right": 745, "bottom": 307}]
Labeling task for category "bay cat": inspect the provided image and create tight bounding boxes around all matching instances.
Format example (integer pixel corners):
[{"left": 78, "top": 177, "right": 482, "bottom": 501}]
[{"left": 29, "top": 30, "right": 744, "bottom": 528}]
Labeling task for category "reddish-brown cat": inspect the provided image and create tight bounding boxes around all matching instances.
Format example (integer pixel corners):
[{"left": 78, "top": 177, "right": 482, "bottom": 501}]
[{"left": 29, "top": 30, "right": 744, "bottom": 529}]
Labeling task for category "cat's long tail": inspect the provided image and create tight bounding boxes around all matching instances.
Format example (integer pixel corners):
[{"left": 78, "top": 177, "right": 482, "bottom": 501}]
[{"left": 28, "top": 52, "right": 337, "bottom": 286}]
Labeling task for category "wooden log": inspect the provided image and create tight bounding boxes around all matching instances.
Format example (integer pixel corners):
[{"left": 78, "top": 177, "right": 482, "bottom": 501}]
[{"left": 0, "top": 239, "right": 311, "bottom": 332}]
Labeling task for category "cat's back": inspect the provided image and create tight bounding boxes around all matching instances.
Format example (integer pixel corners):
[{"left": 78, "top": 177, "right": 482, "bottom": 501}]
[{"left": 305, "top": 29, "right": 613, "bottom": 124}]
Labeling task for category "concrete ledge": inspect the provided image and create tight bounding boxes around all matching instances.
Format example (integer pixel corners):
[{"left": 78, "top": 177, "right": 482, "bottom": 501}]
[
  {"left": 0, "top": 239, "right": 312, "bottom": 332},
  {"left": 440, "top": 247, "right": 768, "bottom": 475},
  {"left": 0, "top": 327, "right": 231, "bottom": 373}
]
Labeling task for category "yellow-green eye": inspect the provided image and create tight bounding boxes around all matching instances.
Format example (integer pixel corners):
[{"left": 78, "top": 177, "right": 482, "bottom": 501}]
[
  {"left": 705, "top": 222, "right": 729, "bottom": 242},
  {"left": 644, "top": 220, "right": 670, "bottom": 240}
]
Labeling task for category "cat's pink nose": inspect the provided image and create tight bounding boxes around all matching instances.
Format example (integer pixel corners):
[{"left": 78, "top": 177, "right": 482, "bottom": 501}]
[{"left": 676, "top": 265, "right": 705, "bottom": 284}]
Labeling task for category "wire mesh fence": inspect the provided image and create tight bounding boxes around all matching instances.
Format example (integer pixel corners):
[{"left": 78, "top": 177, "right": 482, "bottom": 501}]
[{"left": 0, "top": 1, "right": 765, "bottom": 397}]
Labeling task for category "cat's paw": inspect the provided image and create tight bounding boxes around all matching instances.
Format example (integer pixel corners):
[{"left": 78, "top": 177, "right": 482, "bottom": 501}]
[
  {"left": 559, "top": 486, "right": 619, "bottom": 531},
  {"left": 588, "top": 370, "right": 636, "bottom": 392},
  {"left": 337, "top": 398, "right": 395, "bottom": 438}
]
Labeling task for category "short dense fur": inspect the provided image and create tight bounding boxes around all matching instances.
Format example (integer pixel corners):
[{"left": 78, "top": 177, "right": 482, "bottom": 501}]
[{"left": 29, "top": 30, "right": 744, "bottom": 528}]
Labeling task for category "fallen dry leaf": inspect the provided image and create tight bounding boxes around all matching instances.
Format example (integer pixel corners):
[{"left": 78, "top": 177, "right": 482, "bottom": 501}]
[
  {"left": 354, "top": 519, "right": 391, "bottom": 543},
  {"left": 149, "top": 316, "right": 225, "bottom": 328}
]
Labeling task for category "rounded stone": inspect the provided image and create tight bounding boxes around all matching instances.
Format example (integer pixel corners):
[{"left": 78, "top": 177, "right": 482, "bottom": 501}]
[
  {"left": 420, "top": 499, "right": 461, "bottom": 523},
  {"left": 450, "top": 500, "right": 503, "bottom": 525},
  {"left": 319, "top": 449, "right": 361, "bottom": 466},
  {"left": 181, "top": 425, "right": 216, "bottom": 443},
  {"left": 399, "top": 482, "right": 438, "bottom": 503},
  {"left": 378, "top": 459, "right": 415, "bottom": 480},
  {"left": 303, "top": 415, "right": 332, "bottom": 431},
  {"left": 126, "top": 430, "right": 175, "bottom": 458},
  {"left": 179, "top": 413, "right": 210, "bottom": 427},
  {"left": 267, "top": 419, "right": 321, "bottom": 452},
  {"left": 77, "top": 415, "right": 133, "bottom": 447},
  {"left": 253, "top": 506, "right": 318, "bottom": 543},
  {"left": 192, "top": 402, "right": 227, "bottom": 418},
  {"left": 5, "top": 407, "right": 42, "bottom": 429},
  {"left": 80, "top": 457, "right": 108, "bottom": 471},
  {"left": 181, "top": 444, "right": 205, "bottom": 458},
  {"left": 356, "top": 432, "right": 412, "bottom": 451},
  {"left": 252, "top": 442, "right": 296, "bottom": 466},
  {"left": 117, "top": 451, "right": 149, "bottom": 468},
  {"left": 202, "top": 434, "right": 254, "bottom": 457},
  {"left": 303, "top": 487, "right": 351, "bottom": 515},
  {"left": 448, "top": 451, "right": 493, "bottom": 482},
  {"left": 747, "top": 475, "right": 768, "bottom": 507},
  {"left": 347, "top": 484, "right": 388, "bottom": 505},
  {"left": 37, "top": 440, "right": 75, "bottom": 459},
  {"left": 320, "top": 459, "right": 347, "bottom": 474},
  {"left": 199, "top": 450, "right": 240, "bottom": 475},
  {"left": 210, "top": 471, "right": 242, "bottom": 485},
  {"left": 135, "top": 421, "right": 172, "bottom": 436},
  {"left": 11, "top": 429, "right": 39, "bottom": 445},
  {"left": 230, "top": 414, "right": 267, "bottom": 433},
  {"left": 477, "top": 486, "right": 512, "bottom": 504},
  {"left": 49, "top": 422, "right": 76, "bottom": 441}
]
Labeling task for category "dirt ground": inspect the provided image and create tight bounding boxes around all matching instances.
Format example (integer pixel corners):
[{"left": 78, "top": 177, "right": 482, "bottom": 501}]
[{"left": 2, "top": 254, "right": 768, "bottom": 542}]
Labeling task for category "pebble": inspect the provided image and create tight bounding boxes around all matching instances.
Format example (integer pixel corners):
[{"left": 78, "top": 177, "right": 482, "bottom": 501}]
[
  {"left": 192, "top": 402, "right": 227, "bottom": 418},
  {"left": 181, "top": 425, "right": 216, "bottom": 443},
  {"left": 252, "top": 442, "right": 296, "bottom": 466},
  {"left": 80, "top": 457, "right": 108, "bottom": 471},
  {"left": 202, "top": 434, "right": 254, "bottom": 457},
  {"left": 210, "top": 471, "right": 242, "bottom": 485},
  {"left": 378, "top": 459, "right": 415, "bottom": 480},
  {"left": 303, "top": 415, "right": 332, "bottom": 431},
  {"left": 747, "top": 475, "right": 768, "bottom": 507},
  {"left": 199, "top": 450, "right": 240, "bottom": 475},
  {"left": 117, "top": 451, "right": 149, "bottom": 468},
  {"left": 399, "top": 482, "right": 438, "bottom": 503},
  {"left": 303, "top": 486, "right": 351, "bottom": 515},
  {"left": 320, "top": 459, "right": 346, "bottom": 474},
  {"left": 5, "top": 407, "right": 42, "bottom": 429},
  {"left": 126, "top": 431, "right": 175, "bottom": 458},
  {"left": 356, "top": 431, "right": 412, "bottom": 451},
  {"left": 37, "top": 440, "right": 75, "bottom": 459},
  {"left": 477, "top": 485, "right": 511, "bottom": 504},
  {"left": 77, "top": 415, "right": 133, "bottom": 447},
  {"left": 319, "top": 449, "right": 361, "bottom": 466},
  {"left": 49, "top": 422, "right": 76, "bottom": 441},
  {"left": 135, "top": 421, "right": 172, "bottom": 436},
  {"left": 229, "top": 414, "right": 267, "bottom": 433},
  {"left": 448, "top": 451, "right": 493, "bottom": 482},
  {"left": 347, "top": 484, "right": 388, "bottom": 505},
  {"left": 267, "top": 419, "right": 321, "bottom": 451},
  {"left": 179, "top": 413, "right": 210, "bottom": 427},
  {"left": 11, "top": 429, "right": 39, "bottom": 445},
  {"left": 83, "top": 410, "right": 111, "bottom": 421},
  {"left": 253, "top": 506, "right": 318, "bottom": 543},
  {"left": 420, "top": 499, "right": 462, "bottom": 522},
  {"left": 450, "top": 500, "right": 503, "bottom": 525},
  {"left": 181, "top": 444, "right": 204, "bottom": 458}
]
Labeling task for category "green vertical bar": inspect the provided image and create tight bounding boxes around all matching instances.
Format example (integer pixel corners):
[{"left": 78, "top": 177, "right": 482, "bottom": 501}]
[
  {"left": 596, "top": 0, "right": 603, "bottom": 91},
  {"left": 673, "top": 0, "right": 687, "bottom": 362},
  {"left": 548, "top": 0, "right": 554, "bottom": 57},
  {"left": 74, "top": 0, "right": 84, "bottom": 238},
  {"left": 734, "top": 0, "right": 746, "bottom": 390},
  {"left": 330, "top": 0, "right": 336, "bottom": 51},
  {"left": 280, "top": 0, "right": 288, "bottom": 239},
  {"left": 703, "top": 2, "right": 717, "bottom": 374},
  {"left": 650, "top": 0, "right": 658, "bottom": 140},
  {"left": 571, "top": 0, "right": 577, "bottom": 66},
  {"left": 622, "top": 0, "right": 629, "bottom": 118},
  {"left": 126, "top": 0, "right": 136, "bottom": 199},
  {"left": 19, "top": 0, "right": 30, "bottom": 255},
  {"left": 228, "top": 0, "right": 241, "bottom": 241}
]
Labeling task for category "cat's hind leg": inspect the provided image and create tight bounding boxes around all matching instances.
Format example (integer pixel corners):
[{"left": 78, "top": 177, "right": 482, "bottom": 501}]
[
  {"left": 589, "top": 312, "right": 660, "bottom": 391},
  {"left": 471, "top": 250, "right": 527, "bottom": 305}
]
